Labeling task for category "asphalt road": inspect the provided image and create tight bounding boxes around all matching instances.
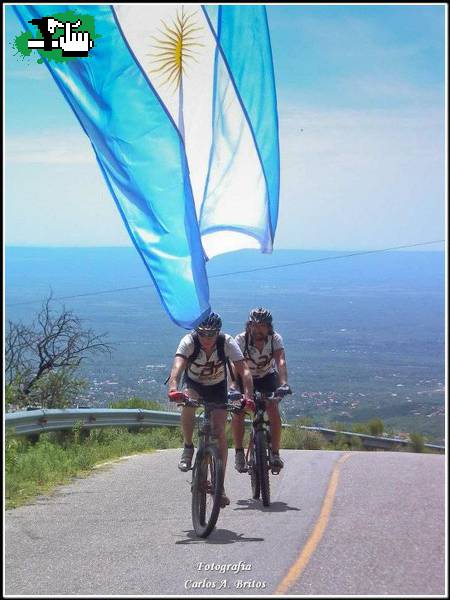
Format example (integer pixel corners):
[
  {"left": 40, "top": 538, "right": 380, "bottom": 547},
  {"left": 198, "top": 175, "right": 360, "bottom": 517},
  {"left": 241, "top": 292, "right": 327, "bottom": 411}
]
[{"left": 5, "top": 449, "right": 446, "bottom": 596}]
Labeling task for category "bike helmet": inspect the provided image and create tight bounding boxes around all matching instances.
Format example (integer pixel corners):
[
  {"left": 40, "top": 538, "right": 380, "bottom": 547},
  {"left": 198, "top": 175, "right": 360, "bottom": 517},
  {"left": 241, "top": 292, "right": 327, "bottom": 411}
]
[
  {"left": 196, "top": 312, "right": 222, "bottom": 333},
  {"left": 248, "top": 307, "right": 272, "bottom": 325}
]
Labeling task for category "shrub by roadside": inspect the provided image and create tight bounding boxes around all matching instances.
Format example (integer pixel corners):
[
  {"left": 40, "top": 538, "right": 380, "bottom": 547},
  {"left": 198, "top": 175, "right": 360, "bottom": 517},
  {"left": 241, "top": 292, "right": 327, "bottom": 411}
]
[
  {"left": 5, "top": 425, "right": 184, "bottom": 510},
  {"left": 281, "top": 425, "right": 326, "bottom": 450}
]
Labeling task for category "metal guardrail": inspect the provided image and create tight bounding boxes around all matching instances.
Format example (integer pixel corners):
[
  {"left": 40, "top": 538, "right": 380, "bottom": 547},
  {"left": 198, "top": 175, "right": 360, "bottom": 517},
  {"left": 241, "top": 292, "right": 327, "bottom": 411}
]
[
  {"left": 5, "top": 408, "right": 182, "bottom": 436},
  {"left": 4, "top": 408, "right": 445, "bottom": 453},
  {"left": 301, "top": 426, "right": 445, "bottom": 453}
]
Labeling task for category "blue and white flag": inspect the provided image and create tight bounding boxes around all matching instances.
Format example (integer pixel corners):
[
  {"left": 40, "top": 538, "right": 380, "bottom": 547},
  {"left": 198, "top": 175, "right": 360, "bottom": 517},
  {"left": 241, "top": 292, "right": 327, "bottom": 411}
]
[{"left": 13, "top": 5, "right": 280, "bottom": 328}]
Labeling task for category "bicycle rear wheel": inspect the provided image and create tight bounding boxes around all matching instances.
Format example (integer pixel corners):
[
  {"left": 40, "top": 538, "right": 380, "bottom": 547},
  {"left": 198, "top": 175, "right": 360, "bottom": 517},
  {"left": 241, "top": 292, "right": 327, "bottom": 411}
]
[
  {"left": 248, "top": 438, "right": 260, "bottom": 499},
  {"left": 191, "top": 446, "right": 224, "bottom": 537},
  {"left": 255, "top": 430, "right": 270, "bottom": 506}
]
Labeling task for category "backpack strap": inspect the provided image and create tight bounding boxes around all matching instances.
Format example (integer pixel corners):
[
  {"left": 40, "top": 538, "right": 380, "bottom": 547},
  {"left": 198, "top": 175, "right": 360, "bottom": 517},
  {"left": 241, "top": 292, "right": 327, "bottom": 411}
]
[
  {"left": 186, "top": 331, "right": 201, "bottom": 368},
  {"left": 185, "top": 332, "right": 235, "bottom": 382},
  {"left": 216, "top": 333, "right": 226, "bottom": 363},
  {"left": 244, "top": 331, "right": 259, "bottom": 366},
  {"left": 243, "top": 331, "right": 275, "bottom": 367},
  {"left": 216, "top": 334, "right": 235, "bottom": 382}
]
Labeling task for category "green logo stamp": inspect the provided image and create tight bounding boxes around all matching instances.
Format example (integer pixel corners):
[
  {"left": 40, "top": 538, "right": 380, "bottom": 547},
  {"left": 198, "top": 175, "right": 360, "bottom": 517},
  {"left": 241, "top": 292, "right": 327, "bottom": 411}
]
[{"left": 13, "top": 10, "right": 100, "bottom": 64}]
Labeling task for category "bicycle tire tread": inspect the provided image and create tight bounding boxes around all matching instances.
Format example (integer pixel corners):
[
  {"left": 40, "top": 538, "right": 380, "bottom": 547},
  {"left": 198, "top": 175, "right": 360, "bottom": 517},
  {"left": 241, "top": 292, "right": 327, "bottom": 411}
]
[{"left": 191, "top": 446, "right": 224, "bottom": 537}]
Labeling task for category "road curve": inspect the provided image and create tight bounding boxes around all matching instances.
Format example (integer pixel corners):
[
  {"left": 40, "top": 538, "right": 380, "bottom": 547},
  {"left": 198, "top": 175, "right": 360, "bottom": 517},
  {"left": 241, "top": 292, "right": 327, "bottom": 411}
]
[{"left": 5, "top": 449, "right": 446, "bottom": 596}]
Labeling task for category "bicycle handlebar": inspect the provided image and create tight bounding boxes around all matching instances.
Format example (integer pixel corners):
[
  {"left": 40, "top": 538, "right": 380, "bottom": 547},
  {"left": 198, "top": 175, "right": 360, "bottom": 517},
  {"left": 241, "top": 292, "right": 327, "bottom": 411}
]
[
  {"left": 168, "top": 390, "right": 251, "bottom": 414},
  {"left": 254, "top": 386, "right": 293, "bottom": 402},
  {"left": 168, "top": 390, "right": 190, "bottom": 403}
]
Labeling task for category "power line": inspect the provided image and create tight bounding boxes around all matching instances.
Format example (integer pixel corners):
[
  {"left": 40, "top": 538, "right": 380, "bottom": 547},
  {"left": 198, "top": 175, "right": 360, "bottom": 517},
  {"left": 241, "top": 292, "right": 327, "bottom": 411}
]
[
  {"left": 7, "top": 284, "right": 152, "bottom": 307},
  {"left": 6, "top": 239, "right": 445, "bottom": 307},
  {"left": 208, "top": 240, "right": 446, "bottom": 278}
]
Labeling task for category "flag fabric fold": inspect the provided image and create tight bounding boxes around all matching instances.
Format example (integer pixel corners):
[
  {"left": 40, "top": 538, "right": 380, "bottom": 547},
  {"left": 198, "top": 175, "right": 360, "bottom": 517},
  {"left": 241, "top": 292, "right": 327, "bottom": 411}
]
[
  {"left": 201, "top": 6, "right": 280, "bottom": 257},
  {"left": 13, "top": 4, "right": 280, "bottom": 328}
]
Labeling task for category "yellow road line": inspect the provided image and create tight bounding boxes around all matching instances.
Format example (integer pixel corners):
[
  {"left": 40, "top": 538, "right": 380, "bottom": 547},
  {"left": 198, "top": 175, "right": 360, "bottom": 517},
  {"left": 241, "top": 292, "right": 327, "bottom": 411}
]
[
  {"left": 92, "top": 452, "right": 152, "bottom": 469},
  {"left": 275, "top": 452, "right": 352, "bottom": 595}
]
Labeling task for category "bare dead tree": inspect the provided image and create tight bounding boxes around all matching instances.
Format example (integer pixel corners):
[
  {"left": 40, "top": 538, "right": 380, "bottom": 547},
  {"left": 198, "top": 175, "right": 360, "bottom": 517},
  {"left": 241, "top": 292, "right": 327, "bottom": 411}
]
[
  {"left": 5, "top": 293, "right": 111, "bottom": 406},
  {"left": 5, "top": 321, "right": 35, "bottom": 385}
]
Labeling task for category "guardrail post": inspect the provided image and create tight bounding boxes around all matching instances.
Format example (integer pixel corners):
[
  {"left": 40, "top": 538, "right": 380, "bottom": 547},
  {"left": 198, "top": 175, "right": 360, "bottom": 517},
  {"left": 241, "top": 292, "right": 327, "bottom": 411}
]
[{"left": 25, "top": 406, "right": 41, "bottom": 444}]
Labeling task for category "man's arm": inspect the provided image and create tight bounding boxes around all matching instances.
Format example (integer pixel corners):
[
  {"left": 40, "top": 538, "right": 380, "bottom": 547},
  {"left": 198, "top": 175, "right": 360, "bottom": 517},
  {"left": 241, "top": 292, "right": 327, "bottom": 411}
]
[
  {"left": 233, "top": 359, "right": 253, "bottom": 398},
  {"left": 273, "top": 348, "right": 288, "bottom": 386},
  {"left": 167, "top": 355, "right": 187, "bottom": 395}
]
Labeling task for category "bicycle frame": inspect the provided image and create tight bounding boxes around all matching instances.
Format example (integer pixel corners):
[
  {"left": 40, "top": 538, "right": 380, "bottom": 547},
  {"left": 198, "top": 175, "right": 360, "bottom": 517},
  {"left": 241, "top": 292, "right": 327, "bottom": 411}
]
[
  {"left": 194, "top": 403, "right": 215, "bottom": 454},
  {"left": 245, "top": 391, "right": 282, "bottom": 507},
  {"left": 172, "top": 395, "right": 244, "bottom": 537},
  {"left": 245, "top": 393, "right": 276, "bottom": 469}
]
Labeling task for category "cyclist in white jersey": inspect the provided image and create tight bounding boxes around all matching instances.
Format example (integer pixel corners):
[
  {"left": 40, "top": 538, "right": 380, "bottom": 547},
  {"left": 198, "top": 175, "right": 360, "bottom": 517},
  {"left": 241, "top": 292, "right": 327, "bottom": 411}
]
[
  {"left": 167, "top": 312, "right": 253, "bottom": 506},
  {"left": 231, "top": 308, "right": 291, "bottom": 472}
]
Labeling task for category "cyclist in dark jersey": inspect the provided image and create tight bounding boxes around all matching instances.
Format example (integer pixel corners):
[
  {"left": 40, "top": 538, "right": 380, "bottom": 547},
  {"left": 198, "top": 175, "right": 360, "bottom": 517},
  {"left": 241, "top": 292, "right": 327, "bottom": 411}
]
[
  {"left": 167, "top": 312, "right": 253, "bottom": 506},
  {"left": 231, "top": 308, "right": 291, "bottom": 472}
]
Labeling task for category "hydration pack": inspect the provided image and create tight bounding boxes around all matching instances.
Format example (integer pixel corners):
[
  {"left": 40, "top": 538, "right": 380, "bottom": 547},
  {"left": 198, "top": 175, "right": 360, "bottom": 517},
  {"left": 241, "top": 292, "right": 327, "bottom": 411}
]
[
  {"left": 244, "top": 332, "right": 274, "bottom": 365},
  {"left": 187, "top": 332, "right": 235, "bottom": 382}
]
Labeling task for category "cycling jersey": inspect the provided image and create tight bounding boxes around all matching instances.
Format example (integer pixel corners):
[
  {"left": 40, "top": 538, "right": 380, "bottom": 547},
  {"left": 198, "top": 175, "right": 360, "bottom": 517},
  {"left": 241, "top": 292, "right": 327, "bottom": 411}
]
[
  {"left": 176, "top": 333, "right": 244, "bottom": 386},
  {"left": 235, "top": 331, "right": 284, "bottom": 379}
]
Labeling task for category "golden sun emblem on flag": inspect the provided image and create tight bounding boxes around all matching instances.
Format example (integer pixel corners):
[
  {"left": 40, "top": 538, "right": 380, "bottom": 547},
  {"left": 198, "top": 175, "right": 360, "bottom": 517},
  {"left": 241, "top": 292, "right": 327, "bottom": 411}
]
[{"left": 147, "top": 7, "right": 204, "bottom": 93}]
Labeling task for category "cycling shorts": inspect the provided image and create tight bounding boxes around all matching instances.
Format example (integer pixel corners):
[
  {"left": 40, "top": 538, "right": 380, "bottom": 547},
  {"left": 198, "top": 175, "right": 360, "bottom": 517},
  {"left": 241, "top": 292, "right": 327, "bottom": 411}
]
[
  {"left": 184, "top": 375, "right": 228, "bottom": 408},
  {"left": 236, "top": 371, "right": 280, "bottom": 395}
]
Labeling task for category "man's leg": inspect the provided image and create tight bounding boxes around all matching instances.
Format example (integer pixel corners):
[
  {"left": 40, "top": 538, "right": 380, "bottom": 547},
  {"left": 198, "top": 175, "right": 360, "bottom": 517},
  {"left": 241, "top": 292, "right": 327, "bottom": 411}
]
[
  {"left": 265, "top": 401, "right": 282, "bottom": 453},
  {"left": 261, "top": 373, "right": 283, "bottom": 468},
  {"left": 211, "top": 408, "right": 228, "bottom": 469},
  {"left": 231, "top": 374, "right": 248, "bottom": 472},
  {"left": 211, "top": 408, "right": 231, "bottom": 506},
  {"left": 178, "top": 405, "right": 196, "bottom": 471},
  {"left": 232, "top": 412, "right": 247, "bottom": 472},
  {"left": 232, "top": 412, "right": 245, "bottom": 448},
  {"left": 181, "top": 405, "right": 196, "bottom": 445}
]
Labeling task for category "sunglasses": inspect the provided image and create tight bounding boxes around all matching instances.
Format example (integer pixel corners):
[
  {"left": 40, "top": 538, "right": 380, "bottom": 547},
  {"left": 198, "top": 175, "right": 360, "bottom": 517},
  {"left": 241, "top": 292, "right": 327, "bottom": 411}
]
[{"left": 197, "top": 330, "right": 219, "bottom": 338}]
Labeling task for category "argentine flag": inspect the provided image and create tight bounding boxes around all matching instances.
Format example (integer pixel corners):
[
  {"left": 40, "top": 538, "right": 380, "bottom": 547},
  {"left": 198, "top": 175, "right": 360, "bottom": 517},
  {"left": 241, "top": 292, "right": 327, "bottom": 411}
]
[{"left": 13, "top": 5, "right": 280, "bottom": 328}]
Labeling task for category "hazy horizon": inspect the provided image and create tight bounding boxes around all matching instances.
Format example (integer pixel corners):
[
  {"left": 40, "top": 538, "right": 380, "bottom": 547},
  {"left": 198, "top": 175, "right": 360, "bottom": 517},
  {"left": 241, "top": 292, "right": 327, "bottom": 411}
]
[
  {"left": 5, "top": 246, "right": 445, "bottom": 443},
  {"left": 4, "top": 243, "right": 445, "bottom": 251}
]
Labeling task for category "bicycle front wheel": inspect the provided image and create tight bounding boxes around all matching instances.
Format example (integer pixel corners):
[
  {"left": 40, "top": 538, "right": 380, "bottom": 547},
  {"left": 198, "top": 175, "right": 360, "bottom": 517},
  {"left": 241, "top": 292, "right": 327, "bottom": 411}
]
[
  {"left": 255, "top": 430, "right": 270, "bottom": 507},
  {"left": 191, "top": 446, "right": 224, "bottom": 538},
  {"left": 249, "top": 438, "right": 260, "bottom": 499}
]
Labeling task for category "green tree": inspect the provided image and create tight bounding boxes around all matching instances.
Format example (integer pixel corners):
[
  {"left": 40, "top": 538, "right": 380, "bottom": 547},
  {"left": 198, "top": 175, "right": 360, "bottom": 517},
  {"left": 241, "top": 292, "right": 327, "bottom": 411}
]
[
  {"left": 409, "top": 432, "right": 425, "bottom": 453},
  {"left": 352, "top": 422, "right": 370, "bottom": 434},
  {"left": 328, "top": 421, "right": 349, "bottom": 432},
  {"left": 5, "top": 293, "right": 110, "bottom": 409},
  {"left": 367, "top": 418, "right": 384, "bottom": 437},
  {"left": 26, "top": 367, "right": 88, "bottom": 409}
]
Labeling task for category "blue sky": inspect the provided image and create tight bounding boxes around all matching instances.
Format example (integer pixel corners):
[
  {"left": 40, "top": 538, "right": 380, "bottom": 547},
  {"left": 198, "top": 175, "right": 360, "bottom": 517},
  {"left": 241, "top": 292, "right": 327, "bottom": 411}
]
[{"left": 4, "top": 4, "right": 446, "bottom": 251}]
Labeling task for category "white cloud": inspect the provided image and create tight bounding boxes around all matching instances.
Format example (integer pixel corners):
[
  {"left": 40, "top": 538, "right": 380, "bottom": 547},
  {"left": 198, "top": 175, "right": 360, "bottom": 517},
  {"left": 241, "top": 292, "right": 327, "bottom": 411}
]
[
  {"left": 7, "top": 67, "right": 51, "bottom": 81},
  {"left": 5, "top": 132, "right": 95, "bottom": 165},
  {"left": 334, "top": 74, "right": 443, "bottom": 107},
  {"left": 4, "top": 104, "right": 445, "bottom": 250},
  {"left": 275, "top": 103, "right": 445, "bottom": 249}
]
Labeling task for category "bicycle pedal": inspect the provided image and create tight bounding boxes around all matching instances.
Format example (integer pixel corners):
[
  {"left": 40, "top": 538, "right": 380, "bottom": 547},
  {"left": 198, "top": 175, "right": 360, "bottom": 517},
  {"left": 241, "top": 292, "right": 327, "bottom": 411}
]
[{"left": 271, "top": 468, "right": 281, "bottom": 475}]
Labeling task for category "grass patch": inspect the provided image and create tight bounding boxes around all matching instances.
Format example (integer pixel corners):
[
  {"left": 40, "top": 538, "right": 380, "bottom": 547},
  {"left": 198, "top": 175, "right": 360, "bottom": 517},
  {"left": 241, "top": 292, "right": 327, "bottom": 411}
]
[
  {"left": 5, "top": 425, "right": 184, "bottom": 510},
  {"left": 281, "top": 425, "right": 326, "bottom": 450},
  {"left": 8, "top": 413, "right": 438, "bottom": 511},
  {"left": 108, "top": 397, "right": 165, "bottom": 410}
]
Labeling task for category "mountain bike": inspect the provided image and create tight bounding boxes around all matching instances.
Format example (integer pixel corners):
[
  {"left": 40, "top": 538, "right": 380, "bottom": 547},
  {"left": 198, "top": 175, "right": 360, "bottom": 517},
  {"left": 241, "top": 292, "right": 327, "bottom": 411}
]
[
  {"left": 169, "top": 391, "right": 246, "bottom": 538},
  {"left": 245, "top": 388, "right": 292, "bottom": 507}
]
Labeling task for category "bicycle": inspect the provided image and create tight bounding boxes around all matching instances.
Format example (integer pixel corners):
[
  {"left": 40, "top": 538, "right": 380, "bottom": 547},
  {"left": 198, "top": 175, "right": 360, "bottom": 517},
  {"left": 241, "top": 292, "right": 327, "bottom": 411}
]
[
  {"left": 169, "top": 390, "right": 247, "bottom": 538},
  {"left": 244, "top": 388, "right": 292, "bottom": 507}
]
